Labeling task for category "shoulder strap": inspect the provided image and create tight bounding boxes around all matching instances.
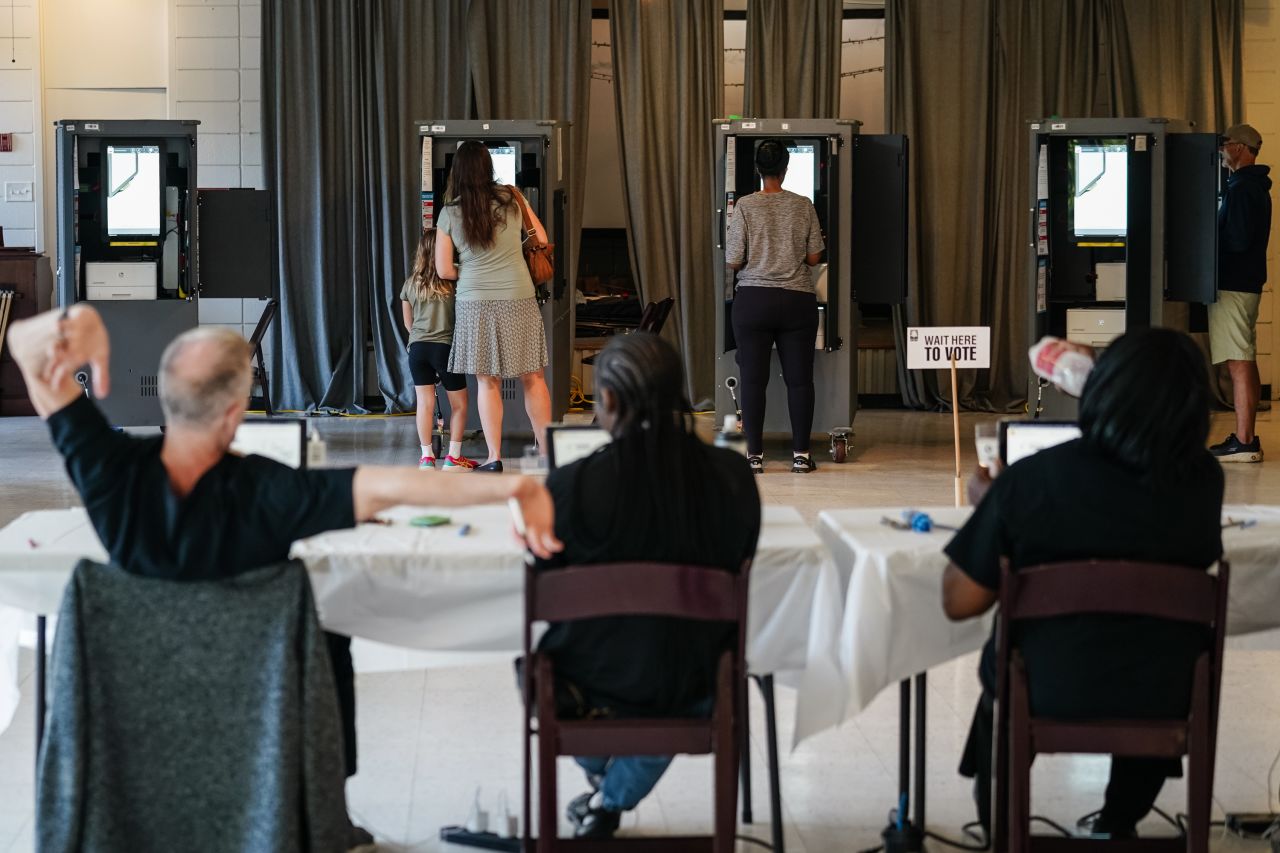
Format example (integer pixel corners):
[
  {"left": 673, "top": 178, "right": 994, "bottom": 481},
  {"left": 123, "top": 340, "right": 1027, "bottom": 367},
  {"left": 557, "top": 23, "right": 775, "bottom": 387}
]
[{"left": 508, "top": 185, "right": 535, "bottom": 234}]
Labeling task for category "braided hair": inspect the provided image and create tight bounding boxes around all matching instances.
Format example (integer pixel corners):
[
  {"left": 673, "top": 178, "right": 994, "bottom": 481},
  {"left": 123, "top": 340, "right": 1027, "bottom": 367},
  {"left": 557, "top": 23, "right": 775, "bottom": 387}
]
[{"left": 580, "top": 332, "right": 718, "bottom": 560}]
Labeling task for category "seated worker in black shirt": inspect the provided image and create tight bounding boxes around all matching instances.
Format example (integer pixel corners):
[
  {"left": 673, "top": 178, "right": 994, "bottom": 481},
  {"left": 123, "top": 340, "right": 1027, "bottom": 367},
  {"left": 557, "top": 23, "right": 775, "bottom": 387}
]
[
  {"left": 942, "top": 327, "right": 1223, "bottom": 839},
  {"left": 9, "top": 304, "right": 562, "bottom": 848},
  {"left": 534, "top": 332, "right": 761, "bottom": 839}
]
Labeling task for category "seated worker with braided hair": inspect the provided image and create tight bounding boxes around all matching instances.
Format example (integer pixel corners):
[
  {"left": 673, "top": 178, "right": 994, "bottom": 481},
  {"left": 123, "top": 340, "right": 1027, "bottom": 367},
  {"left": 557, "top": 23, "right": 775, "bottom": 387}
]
[{"left": 534, "top": 332, "right": 761, "bottom": 839}]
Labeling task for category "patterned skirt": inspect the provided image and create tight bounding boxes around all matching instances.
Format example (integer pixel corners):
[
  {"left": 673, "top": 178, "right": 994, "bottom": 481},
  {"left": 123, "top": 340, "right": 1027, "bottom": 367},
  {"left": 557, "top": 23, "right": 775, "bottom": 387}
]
[{"left": 448, "top": 297, "right": 549, "bottom": 378}]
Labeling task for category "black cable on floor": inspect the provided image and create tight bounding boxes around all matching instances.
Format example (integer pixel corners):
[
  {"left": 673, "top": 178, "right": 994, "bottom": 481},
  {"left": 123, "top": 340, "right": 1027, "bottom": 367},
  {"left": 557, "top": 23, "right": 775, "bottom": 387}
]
[
  {"left": 734, "top": 834, "right": 773, "bottom": 850},
  {"left": 924, "top": 828, "right": 990, "bottom": 850},
  {"left": 855, "top": 846, "right": 884, "bottom": 853},
  {"left": 1031, "top": 816, "right": 1074, "bottom": 837},
  {"left": 1151, "top": 806, "right": 1185, "bottom": 836}
]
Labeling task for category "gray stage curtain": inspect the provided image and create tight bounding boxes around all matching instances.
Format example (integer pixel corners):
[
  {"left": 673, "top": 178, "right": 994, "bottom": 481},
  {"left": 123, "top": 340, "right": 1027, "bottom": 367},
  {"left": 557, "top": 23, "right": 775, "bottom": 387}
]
[
  {"left": 609, "top": 0, "right": 724, "bottom": 402},
  {"left": 744, "top": 0, "right": 841, "bottom": 118},
  {"left": 466, "top": 0, "right": 592, "bottom": 294},
  {"left": 262, "top": 0, "right": 471, "bottom": 412},
  {"left": 887, "top": 0, "right": 1242, "bottom": 412}
]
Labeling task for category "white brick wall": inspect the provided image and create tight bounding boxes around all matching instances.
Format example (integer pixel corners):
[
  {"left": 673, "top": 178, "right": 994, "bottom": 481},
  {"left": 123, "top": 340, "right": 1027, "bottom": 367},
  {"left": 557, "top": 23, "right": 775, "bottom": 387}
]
[
  {"left": 170, "top": 0, "right": 263, "bottom": 191},
  {"left": 0, "top": 0, "right": 41, "bottom": 250},
  {"left": 171, "top": 0, "right": 266, "bottom": 335}
]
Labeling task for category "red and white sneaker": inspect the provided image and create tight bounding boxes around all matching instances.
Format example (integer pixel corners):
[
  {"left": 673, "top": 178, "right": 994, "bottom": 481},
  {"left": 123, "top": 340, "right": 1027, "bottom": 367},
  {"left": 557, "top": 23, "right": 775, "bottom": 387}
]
[
  {"left": 418, "top": 456, "right": 436, "bottom": 470},
  {"left": 441, "top": 455, "right": 478, "bottom": 472}
]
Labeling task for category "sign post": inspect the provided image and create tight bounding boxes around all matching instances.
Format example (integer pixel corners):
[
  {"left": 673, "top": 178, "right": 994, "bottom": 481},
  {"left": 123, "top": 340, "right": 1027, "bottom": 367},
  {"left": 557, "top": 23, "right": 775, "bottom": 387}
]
[{"left": 906, "top": 326, "right": 992, "bottom": 507}]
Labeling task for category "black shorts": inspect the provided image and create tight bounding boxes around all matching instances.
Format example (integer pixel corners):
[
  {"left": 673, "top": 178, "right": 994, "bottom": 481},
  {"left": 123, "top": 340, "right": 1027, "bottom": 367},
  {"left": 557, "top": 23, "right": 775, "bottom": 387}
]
[{"left": 408, "top": 342, "right": 468, "bottom": 391}]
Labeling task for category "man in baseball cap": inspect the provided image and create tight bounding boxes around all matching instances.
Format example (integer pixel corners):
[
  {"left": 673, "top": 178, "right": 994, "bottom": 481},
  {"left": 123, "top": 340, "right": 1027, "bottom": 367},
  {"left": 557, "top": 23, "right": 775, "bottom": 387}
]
[{"left": 1208, "top": 123, "right": 1272, "bottom": 462}]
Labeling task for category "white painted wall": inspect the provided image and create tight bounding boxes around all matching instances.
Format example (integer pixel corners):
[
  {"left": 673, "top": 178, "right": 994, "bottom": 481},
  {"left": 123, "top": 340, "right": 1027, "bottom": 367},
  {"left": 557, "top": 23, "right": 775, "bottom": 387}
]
[{"left": 1243, "top": 2, "right": 1278, "bottom": 396}]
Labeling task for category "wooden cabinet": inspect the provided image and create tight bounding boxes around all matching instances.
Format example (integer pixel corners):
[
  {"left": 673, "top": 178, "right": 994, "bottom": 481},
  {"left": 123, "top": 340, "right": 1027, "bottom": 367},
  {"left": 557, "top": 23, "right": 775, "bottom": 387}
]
[{"left": 0, "top": 251, "right": 53, "bottom": 416}]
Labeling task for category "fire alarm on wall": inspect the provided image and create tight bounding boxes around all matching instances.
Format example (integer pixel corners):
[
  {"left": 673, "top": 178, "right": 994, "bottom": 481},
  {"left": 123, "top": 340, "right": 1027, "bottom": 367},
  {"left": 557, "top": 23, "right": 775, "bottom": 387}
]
[{"left": 0, "top": 134, "right": 13, "bottom": 153}]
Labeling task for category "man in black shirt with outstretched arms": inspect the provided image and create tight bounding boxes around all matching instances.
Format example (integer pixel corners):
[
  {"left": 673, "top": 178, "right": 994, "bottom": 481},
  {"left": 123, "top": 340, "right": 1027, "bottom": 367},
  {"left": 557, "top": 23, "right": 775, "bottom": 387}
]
[{"left": 9, "top": 304, "right": 562, "bottom": 843}]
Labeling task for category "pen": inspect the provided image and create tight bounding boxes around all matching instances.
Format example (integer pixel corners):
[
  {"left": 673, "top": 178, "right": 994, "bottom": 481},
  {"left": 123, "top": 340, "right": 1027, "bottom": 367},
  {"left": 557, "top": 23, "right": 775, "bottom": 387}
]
[{"left": 458, "top": 523, "right": 471, "bottom": 537}]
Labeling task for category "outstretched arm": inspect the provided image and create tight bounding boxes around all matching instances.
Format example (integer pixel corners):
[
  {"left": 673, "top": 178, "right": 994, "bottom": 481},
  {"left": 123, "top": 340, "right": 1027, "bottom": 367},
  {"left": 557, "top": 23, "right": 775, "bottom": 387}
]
[
  {"left": 351, "top": 467, "right": 562, "bottom": 559},
  {"left": 8, "top": 305, "right": 110, "bottom": 419}
]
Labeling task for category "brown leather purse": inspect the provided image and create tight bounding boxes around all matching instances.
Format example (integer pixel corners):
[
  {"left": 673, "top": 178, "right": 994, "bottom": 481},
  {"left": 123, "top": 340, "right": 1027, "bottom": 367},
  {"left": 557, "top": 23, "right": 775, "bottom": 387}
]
[{"left": 510, "top": 186, "right": 555, "bottom": 285}]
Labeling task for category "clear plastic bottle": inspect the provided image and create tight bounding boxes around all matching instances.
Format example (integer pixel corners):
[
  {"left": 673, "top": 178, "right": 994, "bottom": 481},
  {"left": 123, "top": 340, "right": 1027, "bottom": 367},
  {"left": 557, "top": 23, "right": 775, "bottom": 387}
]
[{"left": 1028, "top": 336, "right": 1094, "bottom": 398}]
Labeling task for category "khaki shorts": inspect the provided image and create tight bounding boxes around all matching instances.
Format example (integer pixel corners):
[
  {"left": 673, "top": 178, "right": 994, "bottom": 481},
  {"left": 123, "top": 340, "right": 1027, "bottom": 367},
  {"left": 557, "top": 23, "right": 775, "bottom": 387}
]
[{"left": 1208, "top": 290, "right": 1262, "bottom": 364}]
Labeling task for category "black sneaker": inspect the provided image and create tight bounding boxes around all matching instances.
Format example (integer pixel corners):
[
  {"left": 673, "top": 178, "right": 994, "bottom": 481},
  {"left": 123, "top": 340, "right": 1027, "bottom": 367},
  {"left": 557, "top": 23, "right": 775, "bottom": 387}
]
[
  {"left": 1209, "top": 433, "right": 1263, "bottom": 463},
  {"left": 575, "top": 803, "right": 622, "bottom": 839},
  {"left": 792, "top": 454, "right": 816, "bottom": 474},
  {"left": 475, "top": 460, "right": 504, "bottom": 473},
  {"left": 747, "top": 454, "right": 763, "bottom": 474}
]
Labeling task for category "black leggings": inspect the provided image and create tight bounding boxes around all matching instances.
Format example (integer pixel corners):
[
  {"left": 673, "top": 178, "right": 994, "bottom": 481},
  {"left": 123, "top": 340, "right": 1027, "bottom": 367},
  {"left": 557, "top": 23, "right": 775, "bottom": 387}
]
[{"left": 731, "top": 287, "right": 818, "bottom": 455}]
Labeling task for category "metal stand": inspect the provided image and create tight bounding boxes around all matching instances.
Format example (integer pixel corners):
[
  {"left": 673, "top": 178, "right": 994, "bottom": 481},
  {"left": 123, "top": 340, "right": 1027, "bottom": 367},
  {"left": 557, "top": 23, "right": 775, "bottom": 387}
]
[
  {"left": 882, "top": 675, "right": 927, "bottom": 853},
  {"left": 35, "top": 615, "right": 46, "bottom": 776},
  {"left": 739, "top": 675, "right": 786, "bottom": 851}
]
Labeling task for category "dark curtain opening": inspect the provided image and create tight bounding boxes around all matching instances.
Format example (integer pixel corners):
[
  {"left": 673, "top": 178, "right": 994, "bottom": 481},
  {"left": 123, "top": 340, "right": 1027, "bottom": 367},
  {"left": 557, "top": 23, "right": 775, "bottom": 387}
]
[
  {"left": 887, "top": 0, "right": 1243, "bottom": 412},
  {"left": 609, "top": 0, "right": 724, "bottom": 404},
  {"left": 744, "top": 0, "right": 842, "bottom": 118},
  {"left": 263, "top": 0, "right": 472, "bottom": 413}
]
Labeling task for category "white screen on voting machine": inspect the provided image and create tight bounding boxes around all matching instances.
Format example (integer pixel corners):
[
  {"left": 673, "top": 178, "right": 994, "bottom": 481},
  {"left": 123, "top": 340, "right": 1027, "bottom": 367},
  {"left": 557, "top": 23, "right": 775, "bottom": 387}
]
[
  {"left": 1004, "top": 423, "right": 1082, "bottom": 467},
  {"left": 489, "top": 146, "right": 518, "bottom": 187},
  {"left": 106, "top": 144, "right": 162, "bottom": 237},
  {"left": 1072, "top": 143, "right": 1128, "bottom": 238},
  {"left": 781, "top": 145, "right": 817, "bottom": 203}
]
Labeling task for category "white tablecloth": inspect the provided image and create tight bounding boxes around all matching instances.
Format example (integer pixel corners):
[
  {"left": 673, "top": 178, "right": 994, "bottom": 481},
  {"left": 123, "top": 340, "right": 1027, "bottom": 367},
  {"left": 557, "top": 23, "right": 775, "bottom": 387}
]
[
  {"left": 0, "top": 504, "right": 846, "bottom": 743},
  {"left": 817, "top": 504, "right": 1280, "bottom": 720}
]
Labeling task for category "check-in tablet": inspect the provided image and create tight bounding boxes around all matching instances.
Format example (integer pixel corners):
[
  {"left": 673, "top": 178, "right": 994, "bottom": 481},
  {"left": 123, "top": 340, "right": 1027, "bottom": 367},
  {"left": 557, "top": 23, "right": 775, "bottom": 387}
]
[
  {"left": 232, "top": 419, "right": 309, "bottom": 469},
  {"left": 999, "top": 420, "right": 1081, "bottom": 467},
  {"left": 546, "top": 425, "right": 611, "bottom": 469}
]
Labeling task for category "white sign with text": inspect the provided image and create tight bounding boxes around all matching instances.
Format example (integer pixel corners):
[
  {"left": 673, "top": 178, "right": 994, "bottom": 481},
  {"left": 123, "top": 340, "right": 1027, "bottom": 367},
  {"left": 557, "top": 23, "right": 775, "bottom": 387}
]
[{"left": 906, "top": 326, "right": 991, "bottom": 369}]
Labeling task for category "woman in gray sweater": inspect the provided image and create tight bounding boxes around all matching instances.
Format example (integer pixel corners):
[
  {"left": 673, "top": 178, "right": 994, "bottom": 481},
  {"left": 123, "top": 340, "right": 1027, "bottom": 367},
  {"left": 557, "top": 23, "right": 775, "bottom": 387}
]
[{"left": 725, "top": 139, "right": 825, "bottom": 474}]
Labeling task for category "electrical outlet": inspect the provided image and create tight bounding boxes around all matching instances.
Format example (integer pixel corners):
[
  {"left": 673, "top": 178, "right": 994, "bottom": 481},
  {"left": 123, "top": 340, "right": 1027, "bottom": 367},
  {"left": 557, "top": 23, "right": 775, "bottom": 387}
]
[{"left": 4, "top": 181, "right": 32, "bottom": 202}]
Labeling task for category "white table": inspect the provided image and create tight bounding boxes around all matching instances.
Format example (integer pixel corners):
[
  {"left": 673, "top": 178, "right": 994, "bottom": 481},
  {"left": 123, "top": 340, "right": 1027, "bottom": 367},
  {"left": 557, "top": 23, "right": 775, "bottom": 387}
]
[
  {"left": 0, "top": 504, "right": 846, "bottom": 743},
  {"left": 815, "top": 503, "right": 1280, "bottom": 836}
]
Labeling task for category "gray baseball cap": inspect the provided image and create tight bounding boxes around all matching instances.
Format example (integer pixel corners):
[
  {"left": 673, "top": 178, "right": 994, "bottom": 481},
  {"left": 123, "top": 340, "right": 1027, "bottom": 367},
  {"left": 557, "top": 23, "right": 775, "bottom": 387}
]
[{"left": 1224, "top": 123, "right": 1263, "bottom": 150}]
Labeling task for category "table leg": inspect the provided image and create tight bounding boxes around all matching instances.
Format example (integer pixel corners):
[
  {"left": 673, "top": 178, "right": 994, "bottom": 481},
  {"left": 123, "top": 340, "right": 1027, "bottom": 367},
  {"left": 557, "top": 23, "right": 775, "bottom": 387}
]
[
  {"left": 899, "top": 679, "right": 910, "bottom": 810},
  {"left": 760, "top": 675, "right": 785, "bottom": 853},
  {"left": 741, "top": 674, "right": 753, "bottom": 824},
  {"left": 35, "top": 614, "right": 46, "bottom": 772},
  {"left": 914, "top": 672, "right": 927, "bottom": 829},
  {"left": 882, "top": 678, "right": 925, "bottom": 853}
]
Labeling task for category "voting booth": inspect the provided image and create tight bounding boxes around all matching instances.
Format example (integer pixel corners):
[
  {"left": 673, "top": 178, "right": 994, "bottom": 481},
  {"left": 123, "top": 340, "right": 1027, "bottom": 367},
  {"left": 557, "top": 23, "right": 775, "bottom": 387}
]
[
  {"left": 1026, "top": 117, "right": 1221, "bottom": 416},
  {"left": 55, "top": 119, "right": 200, "bottom": 426},
  {"left": 416, "top": 119, "right": 574, "bottom": 434},
  {"left": 712, "top": 118, "right": 908, "bottom": 458}
]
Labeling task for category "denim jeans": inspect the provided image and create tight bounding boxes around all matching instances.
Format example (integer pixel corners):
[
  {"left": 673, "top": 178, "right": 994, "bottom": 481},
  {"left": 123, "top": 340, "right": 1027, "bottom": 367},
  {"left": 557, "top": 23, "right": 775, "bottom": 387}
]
[
  {"left": 573, "top": 698, "right": 714, "bottom": 812},
  {"left": 574, "top": 755, "right": 674, "bottom": 811}
]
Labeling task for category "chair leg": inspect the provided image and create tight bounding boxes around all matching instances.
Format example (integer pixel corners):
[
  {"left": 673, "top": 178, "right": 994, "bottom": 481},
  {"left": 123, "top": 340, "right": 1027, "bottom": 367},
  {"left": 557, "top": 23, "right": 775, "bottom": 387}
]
[
  {"left": 1009, "top": 665, "right": 1032, "bottom": 853},
  {"left": 536, "top": 657, "right": 559, "bottom": 853},
  {"left": 1187, "top": 658, "right": 1212, "bottom": 853},
  {"left": 714, "top": 655, "right": 738, "bottom": 853}
]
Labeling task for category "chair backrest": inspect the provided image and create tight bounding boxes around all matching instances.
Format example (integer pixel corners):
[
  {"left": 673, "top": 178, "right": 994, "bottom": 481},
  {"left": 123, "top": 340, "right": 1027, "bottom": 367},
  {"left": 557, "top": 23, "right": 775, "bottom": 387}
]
[
  {"left": 528, "top": 560, "right": 750, "bottom": 624},
  {"left": 1000, "top": 559, "right": 1228, "bottom": 627},
  {"left": 523, "top": 560, "right": 751, "bottom": 695},
  {"left": 38, "top": 558, "right": 349, "bottom": 851},
  {"left": 637, "top": 297, "right": 675, "bottom": 335},
  {"left": 248, "top": 297, "right": 279, "bottom": 350}
]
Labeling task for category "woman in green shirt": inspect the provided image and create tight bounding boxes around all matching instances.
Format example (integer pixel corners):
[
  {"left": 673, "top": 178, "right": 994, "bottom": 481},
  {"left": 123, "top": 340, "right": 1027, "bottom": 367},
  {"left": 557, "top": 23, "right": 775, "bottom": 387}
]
[{"left": 435, "top": 142, "right": 552, "bottom": 472}]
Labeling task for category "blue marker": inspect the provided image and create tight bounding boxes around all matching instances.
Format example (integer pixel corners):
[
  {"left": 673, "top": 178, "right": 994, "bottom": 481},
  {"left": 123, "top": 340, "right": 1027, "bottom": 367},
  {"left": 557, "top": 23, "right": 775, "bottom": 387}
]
[{"left": 458, "top": 523, "right": 472, "bottom": 537}]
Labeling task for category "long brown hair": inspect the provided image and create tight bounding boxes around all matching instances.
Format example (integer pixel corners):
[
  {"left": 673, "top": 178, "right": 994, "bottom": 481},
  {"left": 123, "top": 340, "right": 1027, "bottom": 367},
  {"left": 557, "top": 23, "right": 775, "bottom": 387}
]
[
  {"left": 445, "top": 140, "right": 516, "bottom": 250},
  {"left": 406, "top": 227, "right": 452, "bottom": 302}
]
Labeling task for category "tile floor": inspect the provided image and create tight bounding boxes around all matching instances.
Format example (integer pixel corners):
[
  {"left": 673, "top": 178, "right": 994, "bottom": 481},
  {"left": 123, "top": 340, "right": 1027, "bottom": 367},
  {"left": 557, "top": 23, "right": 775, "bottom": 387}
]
[{"left": 0, "top": 407, "right": 1278, "bottom": 851}]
